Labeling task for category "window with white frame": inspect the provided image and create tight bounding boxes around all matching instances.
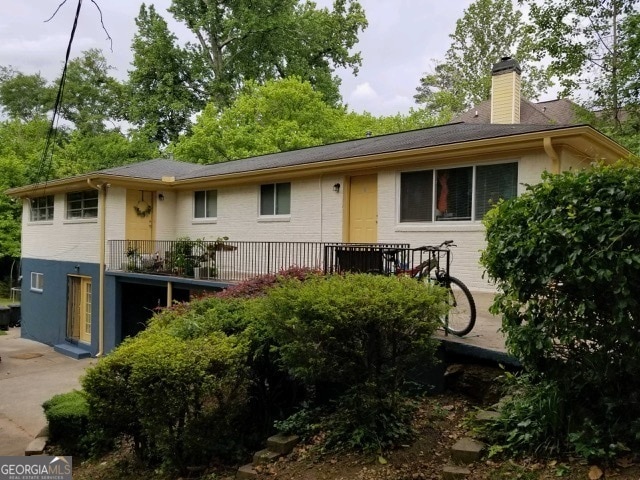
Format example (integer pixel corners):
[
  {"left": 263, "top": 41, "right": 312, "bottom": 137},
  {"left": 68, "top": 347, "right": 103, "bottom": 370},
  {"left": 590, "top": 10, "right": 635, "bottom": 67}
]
[
  {"left": 31, "top": 272, "right": 44, "bottom": 292},
  {"left": 260, "top": 182, "right": 291, "bottom": 216},
  {"left": 66, "top": 190, "right": 98, "bottom": 219},
  {"left": 400, "top": 162, "right": 517, "bottom": 223},
  {"left": 30, "top": 195, "right": 54, "bottom": 221},
  {"left": 194, "top": 190, "right": 217, "bottom": 218}
]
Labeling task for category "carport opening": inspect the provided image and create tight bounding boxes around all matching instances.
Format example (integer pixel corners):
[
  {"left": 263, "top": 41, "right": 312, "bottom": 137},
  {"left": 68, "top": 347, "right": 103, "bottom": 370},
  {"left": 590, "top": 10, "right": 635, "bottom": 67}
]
[{"left": 120, "top": 283, "right": 190, "bottom": 340}]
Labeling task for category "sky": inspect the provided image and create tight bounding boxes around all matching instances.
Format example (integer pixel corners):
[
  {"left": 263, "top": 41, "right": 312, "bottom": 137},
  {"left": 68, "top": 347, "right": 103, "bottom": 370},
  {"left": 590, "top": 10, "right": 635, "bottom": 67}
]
[{"left": 0, "top": 0, "right": 476, "bottom": 117}]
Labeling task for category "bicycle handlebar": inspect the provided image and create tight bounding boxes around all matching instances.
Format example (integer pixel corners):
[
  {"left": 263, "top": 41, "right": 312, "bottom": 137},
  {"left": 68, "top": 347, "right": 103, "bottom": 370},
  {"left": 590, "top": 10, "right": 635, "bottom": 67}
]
[{"left": 416, "top": 240, "right": 456, "bottom": 251}]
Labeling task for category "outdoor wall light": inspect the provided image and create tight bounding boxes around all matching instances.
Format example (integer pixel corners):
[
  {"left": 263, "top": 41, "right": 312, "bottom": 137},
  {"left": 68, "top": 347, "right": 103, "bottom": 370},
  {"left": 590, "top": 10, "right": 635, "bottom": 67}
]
[
  {"left": 333, "top": 183, "right": 341, "bottom": 193},
  {"left": 158, "top": 193, "right": 165, "bottom": 201}
]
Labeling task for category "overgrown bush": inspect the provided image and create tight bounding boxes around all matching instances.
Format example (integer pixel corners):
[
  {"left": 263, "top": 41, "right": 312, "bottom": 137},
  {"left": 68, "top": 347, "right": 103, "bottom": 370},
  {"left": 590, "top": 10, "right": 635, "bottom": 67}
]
[
  {"left": 42, "top": 390, "right": 91, "bottom": 456},
  {"left": 83, "top": 329, "right": 250, "bottom": 472},
  {"left": 82, "top": 270, "right": 448, "bottom": 470},
  {"left": 262, "top": 273, "right": 447, "bottom": 451},
  {"left": 215, "top": 266, "right": 321, "bottom": 299},
  {"left": 480, "top": 160, "right": 640, "bottom": 458}
]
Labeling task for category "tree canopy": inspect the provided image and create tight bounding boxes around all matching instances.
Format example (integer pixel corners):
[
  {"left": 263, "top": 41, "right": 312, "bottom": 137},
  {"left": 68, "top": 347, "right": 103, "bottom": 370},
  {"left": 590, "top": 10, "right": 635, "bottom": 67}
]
[
  {"left": 171, "top": 77, "right": 443, "bottom": 164},
  {"left": 521, "top": 0, "right": 639, "bottom": 124},
  {"left": 414, "top": 0, "right": 552, "bottom": 116}
]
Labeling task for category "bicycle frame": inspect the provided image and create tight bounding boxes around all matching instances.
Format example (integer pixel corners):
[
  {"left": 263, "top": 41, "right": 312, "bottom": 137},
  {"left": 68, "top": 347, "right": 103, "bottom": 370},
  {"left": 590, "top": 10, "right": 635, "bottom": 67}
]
[{"left": 383, "top": 246, "right": 452, "bottom": 282}]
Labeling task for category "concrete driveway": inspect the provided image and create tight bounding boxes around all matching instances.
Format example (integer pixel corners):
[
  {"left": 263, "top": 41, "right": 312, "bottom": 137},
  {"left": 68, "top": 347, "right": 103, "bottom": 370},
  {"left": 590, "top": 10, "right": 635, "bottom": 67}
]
[{"left": 0, "top": 328, "right": 94, "bottom": 455}]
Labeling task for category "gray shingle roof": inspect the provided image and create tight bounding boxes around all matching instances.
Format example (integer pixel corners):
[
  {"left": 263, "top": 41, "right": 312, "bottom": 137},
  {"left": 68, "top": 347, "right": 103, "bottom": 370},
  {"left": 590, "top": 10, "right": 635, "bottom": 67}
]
[
  {"left": 97, "top": 158, "right": 204, "bottom": 180},
  {"left": 451, "top": 98, "right": 580, "bottom": 125},
  {"left": 95, "top": 123, "right": 576, "bottom": 182},
  {"left": 180, "top": 123, "right": 574, "bottom": 180}
]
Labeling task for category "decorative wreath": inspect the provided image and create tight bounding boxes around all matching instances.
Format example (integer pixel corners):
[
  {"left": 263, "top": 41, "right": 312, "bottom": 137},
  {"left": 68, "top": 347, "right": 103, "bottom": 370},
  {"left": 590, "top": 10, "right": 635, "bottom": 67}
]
[{"left": 134, "top": 200, "right": 152, "bottom": 217}]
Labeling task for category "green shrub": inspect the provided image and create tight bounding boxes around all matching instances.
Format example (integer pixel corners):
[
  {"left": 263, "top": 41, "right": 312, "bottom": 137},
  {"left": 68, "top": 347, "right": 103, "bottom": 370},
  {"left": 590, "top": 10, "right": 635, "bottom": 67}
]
[
  {"left": 82, "top": 329, "right": 250, "bottom": 472},
  {"left": 261, "top": 273, "right": 447, "bottom": 451},
  {"left": 481, "top": 160, "right": 640, "bottom": 458},
  {"left": 42, "top": 390, "right": 90, "bottom": 456}
]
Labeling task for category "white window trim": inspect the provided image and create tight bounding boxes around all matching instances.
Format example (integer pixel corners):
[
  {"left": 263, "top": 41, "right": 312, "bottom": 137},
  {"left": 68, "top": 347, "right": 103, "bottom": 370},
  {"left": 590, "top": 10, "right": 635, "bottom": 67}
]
[
  {"left": 29, "top": 195, "right": 55, "bottom": 222},
  {"left": 257, "top": 215, "right": 291, "bottom": 223},
  {"left": 258, "top": 182, "right": 291, "bottom": 217},
  {"left": 193, "top": 189, "right": 218, "bottom": 220},
  {"left": 65, "top": 190, "right": 99, "bottom": 220},
  {"left": 30, "top": 272, "right": 44, "bottom": 292}
]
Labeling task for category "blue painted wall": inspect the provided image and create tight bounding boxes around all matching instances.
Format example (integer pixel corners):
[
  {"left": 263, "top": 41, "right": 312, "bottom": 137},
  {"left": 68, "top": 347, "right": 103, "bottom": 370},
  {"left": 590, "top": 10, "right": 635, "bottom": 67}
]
[
  {"left": 20, "top": 258, "right": 99, "bottom": 355},
  {"left": 20, "top": 259, "right": 227, "bottom": 356}
]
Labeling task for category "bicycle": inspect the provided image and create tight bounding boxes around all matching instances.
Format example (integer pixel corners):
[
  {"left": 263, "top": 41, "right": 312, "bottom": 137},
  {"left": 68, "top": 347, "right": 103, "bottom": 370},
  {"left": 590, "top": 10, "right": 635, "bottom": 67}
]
[{"left": 382, "top": 240, "right": 476, "bottom": 336}]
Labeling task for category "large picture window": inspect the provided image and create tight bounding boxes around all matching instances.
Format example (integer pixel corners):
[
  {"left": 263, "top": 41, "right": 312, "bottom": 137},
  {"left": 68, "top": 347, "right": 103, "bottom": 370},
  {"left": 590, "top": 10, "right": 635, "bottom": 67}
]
[
  {"left": 66, "top": 190, "right": 98, "bottom": 219},
  {"left": 30, "top": 195, "right": 54, "bottom": 221},
  {"left": 400, "top": 162, "right": 517, "bottom": 223},
  {"left": 194, "top": 190, "right": 217, "bottom": 218},
  {"left": 260, "top": 182, "right": 291, "bottom": 216}
]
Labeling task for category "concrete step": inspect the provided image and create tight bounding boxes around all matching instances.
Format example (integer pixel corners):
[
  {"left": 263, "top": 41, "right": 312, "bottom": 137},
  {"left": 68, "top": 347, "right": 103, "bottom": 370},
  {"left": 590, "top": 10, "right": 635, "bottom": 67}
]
[
  {"left": 25, "top": 437, "right": 47, "bottom": 456},
  {"left": 54, "top": 343, "right": 91, "bottom": 359},
  {"left": 252, "top": 448, "right": 280, "bottom": 466},
  {"left": 450, "top": 437, "right": 486, "bottom": 465},
  {"left": 442, "top": 465, "right": 471, "bottom": 479},
  {"left": 474, "top": 410, "right": 500, "bottom": 423},
  {"left": 236, "top": 463, "right": 257, "bottom": 479},
  {"left": 266, "top": 434, "right": 299, "bottom": 455}
]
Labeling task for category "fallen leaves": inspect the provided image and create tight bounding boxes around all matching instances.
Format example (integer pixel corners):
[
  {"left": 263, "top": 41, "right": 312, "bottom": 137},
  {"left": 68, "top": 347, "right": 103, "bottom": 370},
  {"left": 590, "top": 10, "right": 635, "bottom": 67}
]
[{"left": 588, "top": 465, "right": 603, "bottom": 479}]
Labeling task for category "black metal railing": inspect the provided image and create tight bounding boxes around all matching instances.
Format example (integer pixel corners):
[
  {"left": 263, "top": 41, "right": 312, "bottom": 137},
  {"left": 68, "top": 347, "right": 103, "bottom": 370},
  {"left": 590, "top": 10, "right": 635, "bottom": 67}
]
[{"left": 108, "top": 240, "right": 410, "bottom": 282}]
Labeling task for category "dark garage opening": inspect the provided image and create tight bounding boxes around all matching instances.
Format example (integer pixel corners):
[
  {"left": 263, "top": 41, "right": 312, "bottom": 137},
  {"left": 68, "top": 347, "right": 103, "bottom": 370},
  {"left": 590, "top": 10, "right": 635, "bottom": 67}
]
[{"left": 120, "top": 283, "right": 190, "bottom": 340}]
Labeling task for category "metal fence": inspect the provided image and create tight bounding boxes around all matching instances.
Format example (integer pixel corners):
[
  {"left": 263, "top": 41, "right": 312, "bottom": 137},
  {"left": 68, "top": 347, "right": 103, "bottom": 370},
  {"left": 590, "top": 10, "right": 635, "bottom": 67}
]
[{"left": 108, "top": 240, "right": 410, "bottom": 282}]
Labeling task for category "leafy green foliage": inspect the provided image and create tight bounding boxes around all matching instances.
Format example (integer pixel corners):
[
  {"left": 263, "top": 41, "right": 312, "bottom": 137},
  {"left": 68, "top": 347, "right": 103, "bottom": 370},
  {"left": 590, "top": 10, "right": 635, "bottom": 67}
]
[
  {"left": 126, "top": 4, "right": 203, "bottom": 145},
  {"left": 82, "top": 272, "right": 447, "bottom": 469},
  {"left": 261, "top": 274, "right": 447, "bottom": 451},
  {"left": 42, "top": 390, "right": 92, "bottom": 456},
  {"left": 54, "top": 49, "right": 123, "bottom": 134},
  {"left": 0, "top": 67, "right": 54, "bottom": 121},
  {"left": 481, "top": 160, "right": 640, "bottom": 458},
  {"left": 172, "top": 77, "right": 345, "bottom": 162},
  {"left": 166, "top": 0, "right": 367, "bottom": 107},
  {"left": 82, "top": 329, "right": 250, "bottom": 471},
  {"left": 522, "top": 0, "right": 638, "bottom": 130},
  {"left": 414, "top": 0, "right": 551, "bottom": 115}
]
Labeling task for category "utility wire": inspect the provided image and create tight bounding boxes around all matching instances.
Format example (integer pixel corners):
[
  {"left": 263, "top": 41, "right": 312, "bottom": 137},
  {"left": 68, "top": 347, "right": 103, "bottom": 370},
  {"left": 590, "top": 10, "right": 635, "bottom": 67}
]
[{"left": 37, "top": 0, "right": 83, "bottom": 185}]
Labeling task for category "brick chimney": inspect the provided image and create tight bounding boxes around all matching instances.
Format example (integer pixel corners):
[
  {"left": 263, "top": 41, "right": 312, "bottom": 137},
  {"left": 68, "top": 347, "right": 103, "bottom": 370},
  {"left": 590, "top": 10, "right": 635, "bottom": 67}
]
[{"left": 490, "top": 57, "right": 521, "bottom": 124}]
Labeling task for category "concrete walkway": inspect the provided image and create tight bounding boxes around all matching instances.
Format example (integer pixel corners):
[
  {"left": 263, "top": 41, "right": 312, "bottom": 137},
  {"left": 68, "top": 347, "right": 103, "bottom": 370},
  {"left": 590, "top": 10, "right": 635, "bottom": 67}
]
[
  {"left": 0, "top": 328, "right": 94, "bottom": 455},
  {"left": 434, "top": 291, "right": 517, "bottom": 365}
]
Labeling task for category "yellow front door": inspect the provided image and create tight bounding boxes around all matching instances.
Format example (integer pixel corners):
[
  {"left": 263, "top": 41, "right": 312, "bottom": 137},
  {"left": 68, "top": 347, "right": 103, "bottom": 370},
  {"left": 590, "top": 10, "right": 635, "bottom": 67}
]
[
  {"left": 126, "top": 190, "right": 154, "bottom": 249},
  {"left": 348, "top": 174, "right": 378, "bottom": 243},
  {"left": 67, "top": 276, "right": 92, "bottom": 343}
]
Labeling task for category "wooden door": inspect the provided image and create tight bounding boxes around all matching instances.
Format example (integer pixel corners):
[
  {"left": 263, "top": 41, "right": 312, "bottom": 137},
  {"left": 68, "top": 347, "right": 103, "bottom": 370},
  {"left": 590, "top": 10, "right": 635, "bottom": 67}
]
[
  {"left": 126, "top": 189, "right": 154, "bottom": 243},
  {"left": 67, "top": 276, "right": 92, "bottom": 343},
  {"left": 348, "top": 174, "right": 378, "bottom": 243}
]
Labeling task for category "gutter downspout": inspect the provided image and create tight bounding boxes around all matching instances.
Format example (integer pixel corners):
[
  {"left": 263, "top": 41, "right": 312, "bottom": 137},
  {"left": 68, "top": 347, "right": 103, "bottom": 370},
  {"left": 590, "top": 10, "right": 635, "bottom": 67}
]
[
  {"left": 87, "top": 179, "right": 106, "bottom": 357},
  {"left": 543, "top": 137, "right": 561, "bottom": 174}
]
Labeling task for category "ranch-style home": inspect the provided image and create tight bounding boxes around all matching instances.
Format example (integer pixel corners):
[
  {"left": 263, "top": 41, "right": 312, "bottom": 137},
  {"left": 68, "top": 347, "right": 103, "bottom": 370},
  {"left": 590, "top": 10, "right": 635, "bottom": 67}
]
[{"left": 6, "top": 58, "right": 630, "bottom": 358}]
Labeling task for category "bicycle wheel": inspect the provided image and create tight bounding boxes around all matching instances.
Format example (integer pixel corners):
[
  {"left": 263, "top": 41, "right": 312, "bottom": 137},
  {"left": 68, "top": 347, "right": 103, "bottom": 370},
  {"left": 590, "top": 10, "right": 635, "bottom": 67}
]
[{"left": 441, "top": 276, "right": 476, "bottom": 336}]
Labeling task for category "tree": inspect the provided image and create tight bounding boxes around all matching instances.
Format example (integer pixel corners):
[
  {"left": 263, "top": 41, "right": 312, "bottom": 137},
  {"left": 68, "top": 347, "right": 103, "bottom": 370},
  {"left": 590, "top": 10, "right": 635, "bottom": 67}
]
[
  {"left": 0, "top": 67, "right": 54, "bottom": 121},
  {"left": 165, "top": 0, "right": 367, "bottom": 107},
  {"left": 54, "top": 49, "right": 123, "bottom": 134},
  {"left": 521, "top": 0, "right": 639, "bottom": 126},
  {"left": 172, "top": 77, "right": 346, "bottom": 163},
  {"left": 54, "top": 130, "right": 161, "bottom": 177},
  {"left": 414, "top": 0, "right": 551, "bottom": 116},
  {"left": 0, "top": 118, "right": 55, "bottom": 259},
  {"left": 126, "top": 4, "right": 204, "bottom": 145},
  {"left": 172, "top": 76, "right": 451, "bottom": 164}
]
